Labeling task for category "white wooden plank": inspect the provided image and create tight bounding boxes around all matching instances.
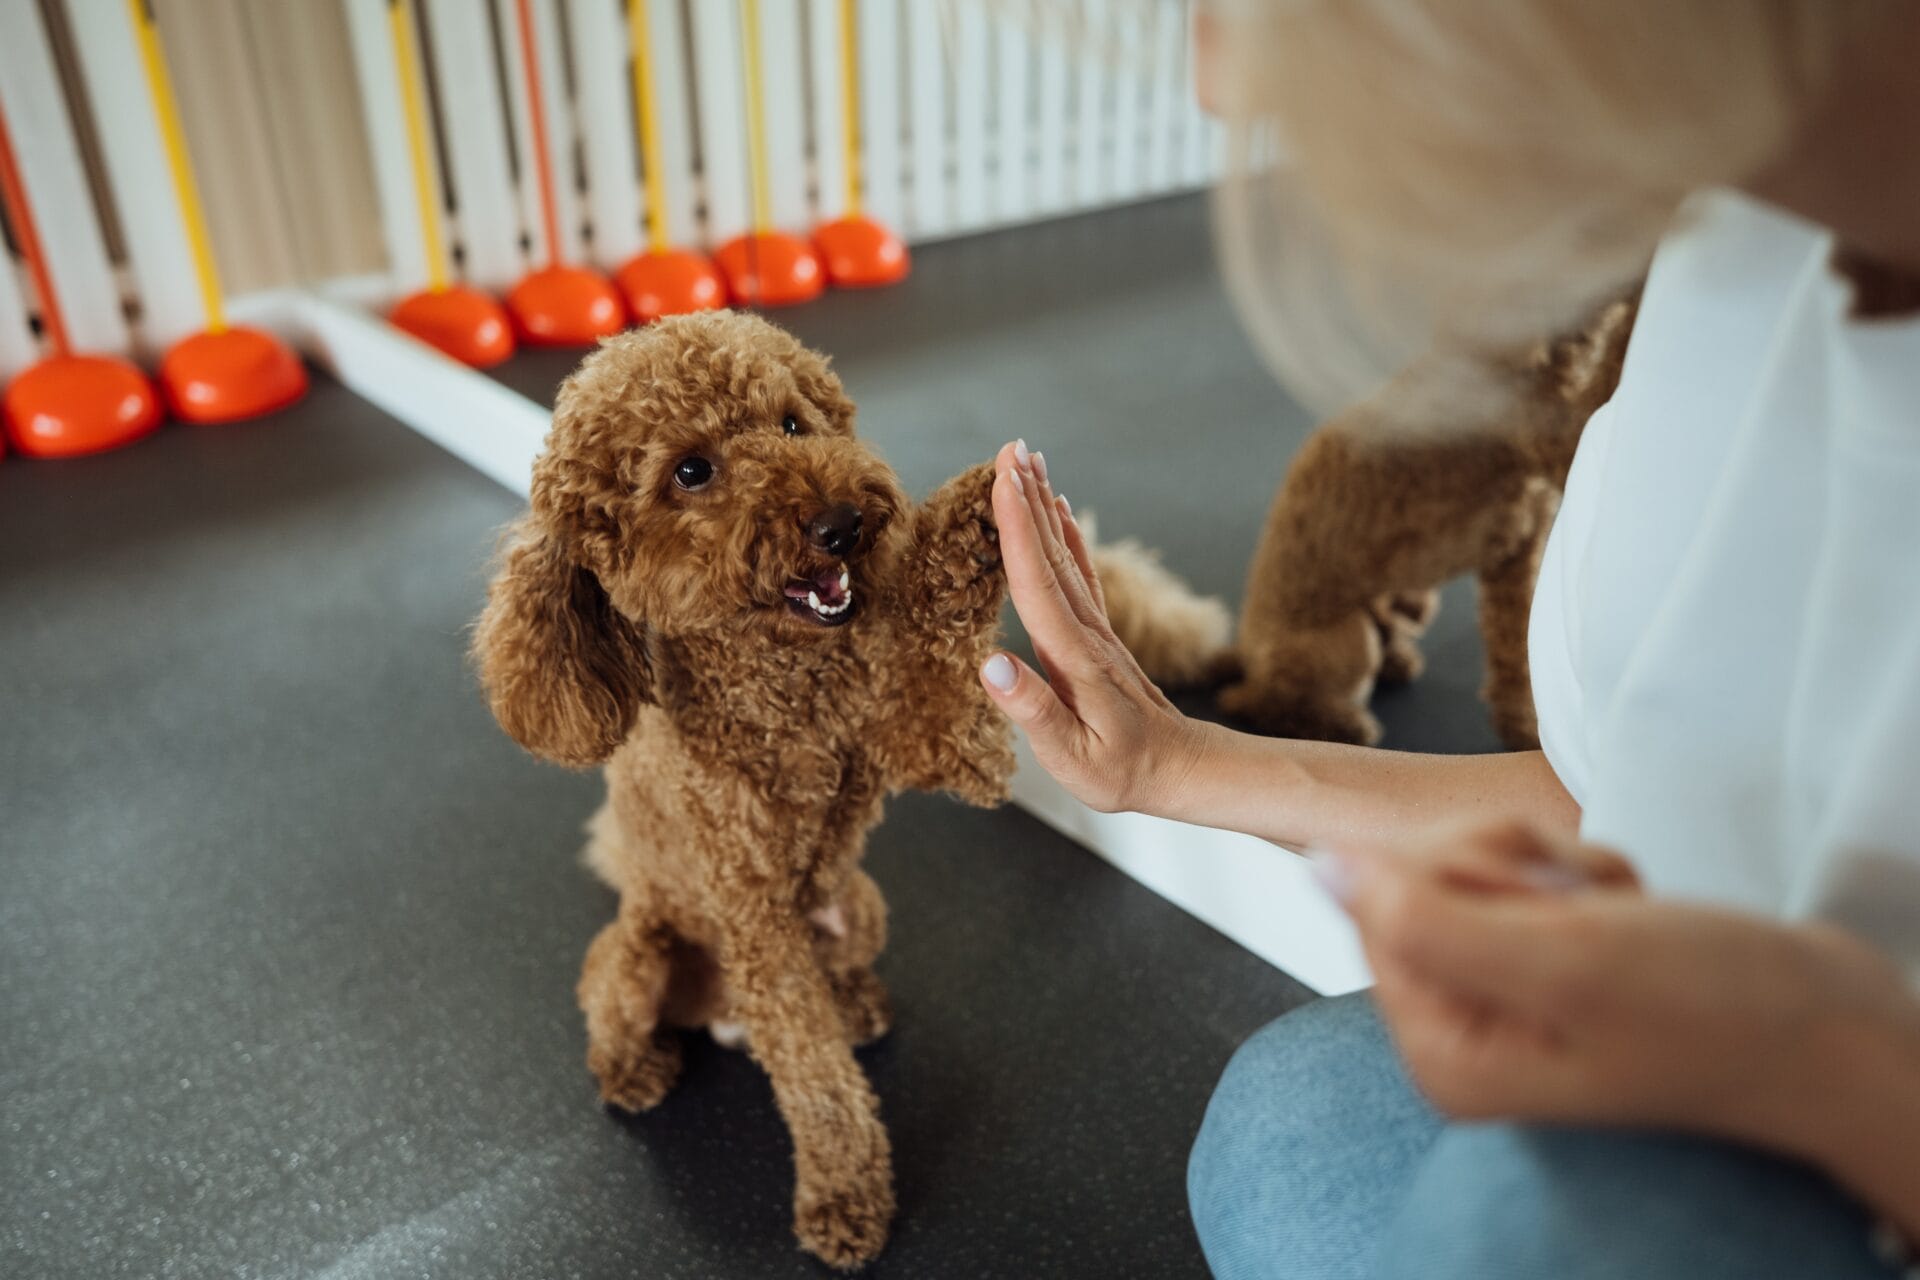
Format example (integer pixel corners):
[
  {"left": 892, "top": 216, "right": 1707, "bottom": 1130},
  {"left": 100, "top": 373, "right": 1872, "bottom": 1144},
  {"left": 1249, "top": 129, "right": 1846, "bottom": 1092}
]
[
  {"left": 992, "top": 8, "right": 1028, "bottom": 222},
  {"left": 1145, "top": 0, "right": 1181, "bottom": 192},
  {"left": 1108, "top": 0, "right": 1141, "bottom": 200},
  {"left": 1032, "top": 2, "right": 1068, "bottom": 215},
  {"left": 951, "top": 0, "right": 987, "bottom": 229},
  {"left": 689, "top": 0, "right": 750, "bottom": 242},
  {"left": 0, "top": 0, "right": 129, "bottom": 355},
  {"left": 806, "top": 0, "right": 847, "bottom": 223},
  {"left": 759, "top": 0, "right": 808, "bottom": 229},
  {"left": 904, "top": 0, "right": 946, "bottom": 237},
  {"left": 0, "top": 244, "right": 36, "bottom": 380},
  {"left": 341, "top": 0, "right": 432, "bottom": 293},
  {"left": 422, "top": 0, "right": 524, "bottom": 287},
  {"left": 640, "top": 0, "right": 700, "bottom": 247},
  {"left": 568, "top": 0, "right": 644, "bottom": 266},
  {"left": 1179, "top": 10, "right": 1212, "bottom": 190},
  {"left": 1072, "top": 0, "right": 1107, "bottom": 209},
  {"left": 59, "top": 0, "right": 203, "bottom": 351},
  {"left": 855, "top": 0, "right": 902, "bottom": 228}
]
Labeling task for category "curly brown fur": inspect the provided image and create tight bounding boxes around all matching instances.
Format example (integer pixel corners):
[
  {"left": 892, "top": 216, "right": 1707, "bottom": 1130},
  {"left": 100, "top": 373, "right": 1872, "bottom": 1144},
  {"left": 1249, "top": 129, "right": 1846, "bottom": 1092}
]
[
  {"left": 1078, "top": 512, "right": 1235, "bottom": 690},
  {"left": 472, "top": 312, "right": 1017, "bottom": 1271},
  {"left": 1220, "top": 290, "right": 1638, "bottom": 748}
]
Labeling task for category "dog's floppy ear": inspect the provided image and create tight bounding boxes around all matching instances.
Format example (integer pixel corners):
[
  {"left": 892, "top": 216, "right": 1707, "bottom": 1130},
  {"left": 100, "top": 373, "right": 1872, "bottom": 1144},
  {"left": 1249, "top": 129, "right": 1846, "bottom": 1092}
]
[{"left": 472, "top": 521, "right": 650, "bottom": 767}]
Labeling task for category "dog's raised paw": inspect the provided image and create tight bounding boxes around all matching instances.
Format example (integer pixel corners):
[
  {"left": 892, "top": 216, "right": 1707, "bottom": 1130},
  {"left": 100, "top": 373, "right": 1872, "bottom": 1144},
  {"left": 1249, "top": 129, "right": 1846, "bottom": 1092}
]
[
  {"left": 589, "top": 1033, "right": 683, "bottom": 1113},
  {"left": 794, "top": 1185, "right": 893, "bottom": 1271}
]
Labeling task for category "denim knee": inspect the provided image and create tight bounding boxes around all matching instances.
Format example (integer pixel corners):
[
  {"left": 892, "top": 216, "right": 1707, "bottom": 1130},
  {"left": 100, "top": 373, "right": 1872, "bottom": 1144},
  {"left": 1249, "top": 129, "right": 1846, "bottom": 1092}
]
[
  {"left": 1188, "top": 993, "right": 1438, "bottom": 1280},
  {"left": 1376, "top": 1123, "right": 1893, "bottom": 1280}
]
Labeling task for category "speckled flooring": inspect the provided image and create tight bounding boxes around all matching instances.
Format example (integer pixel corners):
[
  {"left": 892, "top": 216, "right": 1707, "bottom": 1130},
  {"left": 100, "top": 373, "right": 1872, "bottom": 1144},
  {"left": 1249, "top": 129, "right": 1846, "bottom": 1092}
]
[{"left": 0, "top": 193, "right": 1503, "bottom": 1279}]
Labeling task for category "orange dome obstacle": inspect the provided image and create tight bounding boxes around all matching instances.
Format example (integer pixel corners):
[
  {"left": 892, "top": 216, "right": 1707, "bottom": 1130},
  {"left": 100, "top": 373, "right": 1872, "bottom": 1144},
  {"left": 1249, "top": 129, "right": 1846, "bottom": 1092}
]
[
  {"left": 385, "top": 0, "right": 513, "bottom": 366},
  {"left": 505, "top": 0, "right": 625, "bottom": 345},
  {"left": 128, "top": 0, "right": 305, "bottom": 423},
  {"left": 812, "top": 0, "right": 908, "bottom": 288},
  {"left": 715, "top": 0, "right": 823, "bottom": 307},
  {"left": 615, "top": 0, "right": 725, "bottom": 324},
  {"left": 0, "top": 95, "right": 159, "bottom": 459}
]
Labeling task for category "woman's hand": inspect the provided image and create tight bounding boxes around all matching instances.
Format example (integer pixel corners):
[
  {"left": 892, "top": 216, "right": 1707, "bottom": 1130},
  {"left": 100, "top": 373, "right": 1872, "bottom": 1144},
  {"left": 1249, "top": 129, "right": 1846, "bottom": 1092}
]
[
  {"left": 1318, "top": 823, "right": 1920, "bottom": 1233},
  {"left": 976, "top": 440, "right": 1206, "bottom": 814}
]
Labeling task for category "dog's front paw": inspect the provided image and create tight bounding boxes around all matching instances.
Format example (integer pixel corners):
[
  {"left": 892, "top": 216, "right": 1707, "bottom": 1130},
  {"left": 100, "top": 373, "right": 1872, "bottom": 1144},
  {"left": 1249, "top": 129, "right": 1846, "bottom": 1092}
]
[
  {"left": 588, "top": 1032, "right": 683, "bottom": 1113},
  {"left": 831, "top": 969, "right": 893, "bottom": 1047},
  {"left": 794, "top": 1177, "right": 895, "bottom": 1271},
  {"left": 910, "top": 461, "right": 1003, "bottom": 615}
]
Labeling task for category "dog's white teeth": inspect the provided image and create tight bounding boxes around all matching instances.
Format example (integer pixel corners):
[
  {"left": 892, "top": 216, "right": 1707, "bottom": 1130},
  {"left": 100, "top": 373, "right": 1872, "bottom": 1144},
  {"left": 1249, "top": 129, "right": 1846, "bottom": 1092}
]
[
  {"left": 838, "top": 568, "right": 850, "bottom": 592},
  {"left": 807, "top": 591, "right": 823, "bottom": 610}
]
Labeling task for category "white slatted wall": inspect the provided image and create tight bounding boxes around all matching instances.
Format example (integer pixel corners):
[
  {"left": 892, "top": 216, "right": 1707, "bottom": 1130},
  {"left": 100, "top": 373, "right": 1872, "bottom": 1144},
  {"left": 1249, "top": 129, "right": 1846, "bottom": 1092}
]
[{"left": 1, "top": 0, "right": 1226, "bottom": 365}]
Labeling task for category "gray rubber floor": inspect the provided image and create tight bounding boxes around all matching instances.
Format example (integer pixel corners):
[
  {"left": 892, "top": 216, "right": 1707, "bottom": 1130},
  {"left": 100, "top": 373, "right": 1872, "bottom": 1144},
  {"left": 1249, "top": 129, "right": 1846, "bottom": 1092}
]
[{"left": 1, "top": 194, "right": 1496, "bottom": 1280}]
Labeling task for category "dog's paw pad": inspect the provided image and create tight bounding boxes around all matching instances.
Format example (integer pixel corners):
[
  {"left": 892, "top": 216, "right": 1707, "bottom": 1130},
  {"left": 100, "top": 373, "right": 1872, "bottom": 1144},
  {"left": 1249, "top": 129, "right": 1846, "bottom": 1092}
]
[{"left": 795, "top": 1188, "right": 893, "bottom": 1270}]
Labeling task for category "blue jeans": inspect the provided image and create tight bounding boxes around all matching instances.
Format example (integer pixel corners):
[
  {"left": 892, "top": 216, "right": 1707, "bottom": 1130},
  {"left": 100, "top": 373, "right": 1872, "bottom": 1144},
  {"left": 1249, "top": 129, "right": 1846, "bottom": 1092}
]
[{"left": 1188, "top": 994, "right": 1895, "bottom": 1280}]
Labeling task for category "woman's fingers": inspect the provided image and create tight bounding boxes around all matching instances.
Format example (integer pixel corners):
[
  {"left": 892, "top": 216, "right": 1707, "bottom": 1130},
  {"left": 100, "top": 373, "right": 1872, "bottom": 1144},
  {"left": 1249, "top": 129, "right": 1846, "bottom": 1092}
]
[
  {"left": 980, "top": 650, "right": 1084, "bottom": 761},
  {"left": 1321, "top": 844, "right": 1594, "bottom": 1018},
  {"left": 1010, "top": 442, "right": 1103, "bottom": 628},
  {"left": 992, "top": 451, "right": 1097, "bottom": 674},
  {"left": 1054, "top": 494, "right": 1107, "bottom": 614}
]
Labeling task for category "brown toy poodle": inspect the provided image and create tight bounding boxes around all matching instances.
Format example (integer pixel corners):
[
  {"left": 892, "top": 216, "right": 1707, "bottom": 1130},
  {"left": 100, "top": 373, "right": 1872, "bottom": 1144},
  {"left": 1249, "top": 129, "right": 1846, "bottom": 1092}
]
[
  {"left": 471, "top": 311, "right": 1226, "bottom": 1270},
  {"left": 1220, "top": 291, "right": 1638, "bottom": 748}
]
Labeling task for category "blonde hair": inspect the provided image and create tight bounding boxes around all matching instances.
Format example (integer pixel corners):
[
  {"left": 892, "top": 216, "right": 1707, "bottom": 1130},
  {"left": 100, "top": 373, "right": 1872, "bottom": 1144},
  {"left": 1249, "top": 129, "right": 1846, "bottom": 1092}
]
[{"left": 1203, "top": 0, "right": 1881, "bottom": 413}]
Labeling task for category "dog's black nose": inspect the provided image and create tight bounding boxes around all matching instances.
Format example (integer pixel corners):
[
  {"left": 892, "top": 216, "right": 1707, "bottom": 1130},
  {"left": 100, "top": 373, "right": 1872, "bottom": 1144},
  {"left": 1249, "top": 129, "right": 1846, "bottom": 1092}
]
[{"left": 807, "top": 503, "right": 863, "bottom": 557}]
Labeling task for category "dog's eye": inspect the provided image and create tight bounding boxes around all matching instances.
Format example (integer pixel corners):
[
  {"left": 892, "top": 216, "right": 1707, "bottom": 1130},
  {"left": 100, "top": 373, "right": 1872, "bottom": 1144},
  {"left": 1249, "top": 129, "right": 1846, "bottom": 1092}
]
[
  {"left": 781, "top": 413, "right": 802, "bottom": 437},
  {"left": 672, "top": 456, "right": 714, "bottom": 490}
]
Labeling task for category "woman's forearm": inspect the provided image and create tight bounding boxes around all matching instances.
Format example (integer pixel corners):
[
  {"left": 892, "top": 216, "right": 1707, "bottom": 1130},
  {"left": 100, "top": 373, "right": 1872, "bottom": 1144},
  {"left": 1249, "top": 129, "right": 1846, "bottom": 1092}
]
[{"left": 1149, "top": 719, "right": 1581, "bottom": 851}]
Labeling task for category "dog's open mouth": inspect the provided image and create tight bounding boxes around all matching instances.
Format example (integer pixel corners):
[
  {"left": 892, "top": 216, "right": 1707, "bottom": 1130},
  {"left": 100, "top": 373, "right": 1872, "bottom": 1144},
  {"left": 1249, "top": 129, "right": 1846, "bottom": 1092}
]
[{"left": 782, "top": 566, "right": 856, "bottom": 627}]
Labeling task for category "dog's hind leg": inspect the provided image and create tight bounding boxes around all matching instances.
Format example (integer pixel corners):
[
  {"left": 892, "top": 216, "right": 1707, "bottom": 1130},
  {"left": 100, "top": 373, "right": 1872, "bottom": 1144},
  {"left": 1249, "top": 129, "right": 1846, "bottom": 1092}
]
[
  {"left": 578, "top": 902, "right": 683, "bottom": 1112},
  {"left": 722, "top": 912, "right": 894, "bottom": 1269},
  {"left": 811, "top": 870, "right": 891, "bottom": 1047}
]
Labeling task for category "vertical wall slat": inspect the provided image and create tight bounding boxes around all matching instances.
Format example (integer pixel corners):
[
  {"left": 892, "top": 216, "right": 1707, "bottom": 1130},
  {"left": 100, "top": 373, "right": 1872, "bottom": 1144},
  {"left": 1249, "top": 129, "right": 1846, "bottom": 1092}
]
[
  {"left": 759, "top": 0, "right": 809, "bottom": 229},
  {"left": 1032, "top": 4, "right": 1068, "bottom": 216},
  {"left": 640, "top": 0, "right": 700, "bottom": 248},
  {"left": 496, "top": 0, "right": 583, "bottom": 266},
  {"left": 806, "top": 0, "right": 846, "bottom": 224},
  {"left": 61, "top": 0, "right": 204, "bottom": 351},
  {"left": 905, "top": 0, "right": 946, "bottom": 237},
  {"left": 952, "top": 1, "right": 987, "bottom": 230},
  {"left": 1145, "top": 0, "right": 1181, "bottom": 192},
  {"left": 568, "top": 0, "right": 644, "bottom": 267},
  {"left": 341, "top": 0, "right": 432, "bottom": 293},
  {"left": 420, "top": 0, "right": 524, "bottom": 287},
  {"left": 1107, "top": 0, "right": 1141, "bottom": 201},
  {"left": 856, "top": 0, "right": 903, "bottom": 230},
  {"left": 992, "top": 10, "right": 1028, "bottom": 222},
  {"left": 0, "top": 237, "right": 35, "bottom": 380},
  {"left": 1073, "top": 0, "right": 1107, "bottom": 209},
  {"left": 689, "top": 1, "right": 750, "bottom": 244},
  {"left": 0, "top": 0, "right": 129, "bottom": 355}
]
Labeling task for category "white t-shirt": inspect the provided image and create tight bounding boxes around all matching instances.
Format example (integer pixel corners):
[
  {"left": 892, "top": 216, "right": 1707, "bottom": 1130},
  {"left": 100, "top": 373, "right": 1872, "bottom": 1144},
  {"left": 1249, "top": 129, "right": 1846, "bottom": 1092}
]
[{"left": 1530, "top": 189, "right": 1920, "bottom": 979}]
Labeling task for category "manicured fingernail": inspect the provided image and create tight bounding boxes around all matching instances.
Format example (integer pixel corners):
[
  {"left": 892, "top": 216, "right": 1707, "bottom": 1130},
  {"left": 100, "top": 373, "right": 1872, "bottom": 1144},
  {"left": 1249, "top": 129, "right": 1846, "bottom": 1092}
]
[
  {"left": 1032, "top": 451, "right": 1049, "bottom": 485},
  {"left": 1056, "top": 493, "right": 1071, "bottom": 519},
  {"left": 982, "top": 653, "right": 1018, "bottom": 692},
  {"left": 1014, "top": 438, "right": 1032, "bottom": 467},
  {"left": 1307, "top": 847, "right": 1358, "bottom": 906},
  {"left": 1008, "top": 466, "right": 1025, "bottom": 494}
]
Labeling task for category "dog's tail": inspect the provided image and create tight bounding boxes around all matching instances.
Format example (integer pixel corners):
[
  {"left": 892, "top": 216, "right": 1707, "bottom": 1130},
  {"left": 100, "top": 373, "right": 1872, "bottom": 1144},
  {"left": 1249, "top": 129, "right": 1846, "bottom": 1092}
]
[{"left": 1081, "top": 513, "right": 1238, "bottom": 690}]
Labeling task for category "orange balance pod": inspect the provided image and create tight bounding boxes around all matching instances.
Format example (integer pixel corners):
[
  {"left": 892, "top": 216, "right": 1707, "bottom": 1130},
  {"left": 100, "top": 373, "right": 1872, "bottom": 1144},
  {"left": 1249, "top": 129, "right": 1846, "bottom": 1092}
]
[
  {"left": 160, "top": 327, "right": 308, "bottom": 424},
  {"left": 715, "top": 231, "right": 824, "bottom": 307},
  {"left": 3, "top": 354, "right": 162, "bottom": 458},
  {"left": 391, "top": 286, "right": 515, "bottom": 367},
  {"left": 615, "top": 248, "right": 726, "bottom": 325},
  {"left": 813, "top": 215, "right": 910, "bottom": 288},
  {"left": 507, "top": 265, "right": 627, "bottom": 346}
]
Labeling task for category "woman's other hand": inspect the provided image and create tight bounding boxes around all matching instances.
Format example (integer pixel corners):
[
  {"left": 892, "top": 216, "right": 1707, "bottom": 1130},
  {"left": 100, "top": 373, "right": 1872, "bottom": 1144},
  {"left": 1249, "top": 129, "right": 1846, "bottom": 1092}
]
[
  {"left": 1316, "top": 822, "right": 1920, "bottom": 1232},
  {"left": 977, "top": 440, "right": 1207, "bottom": 814}
]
